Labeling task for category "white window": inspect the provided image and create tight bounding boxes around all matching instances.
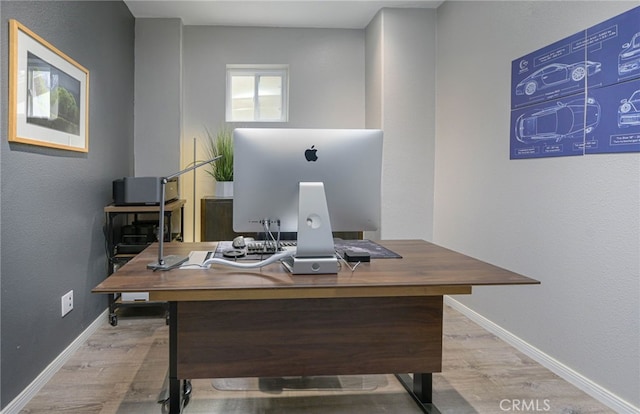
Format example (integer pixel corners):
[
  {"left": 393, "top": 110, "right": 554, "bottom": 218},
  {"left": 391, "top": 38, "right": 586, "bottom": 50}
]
[{"left": 226, "top": 64, "right": 289, "bottom": 122}]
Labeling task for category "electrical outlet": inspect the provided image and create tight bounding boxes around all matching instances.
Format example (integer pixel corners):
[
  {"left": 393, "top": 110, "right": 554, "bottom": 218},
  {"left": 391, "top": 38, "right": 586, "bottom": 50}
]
[{"left": 61, "top": 290, "right": 73, "bottom": 317}]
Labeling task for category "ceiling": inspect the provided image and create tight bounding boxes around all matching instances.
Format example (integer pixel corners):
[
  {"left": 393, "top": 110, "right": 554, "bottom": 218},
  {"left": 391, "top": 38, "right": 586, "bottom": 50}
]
[{"left": 123, "top": 0, "right": 444, "bottom": 29}]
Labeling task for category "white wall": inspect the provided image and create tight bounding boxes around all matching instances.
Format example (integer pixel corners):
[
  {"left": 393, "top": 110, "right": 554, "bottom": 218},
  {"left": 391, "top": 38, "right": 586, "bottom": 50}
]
[
  {"left": 434, "top": 1, "right": 640, "bottom": 409},
  {"left": 180, "top": 26, "right": 365, "bottom": 241},
  {"left": 136, "top": 15, "right": 436, "bottom": 244},
  {"left": 367, "top": 8, "right": 436, "bottom": 240}
]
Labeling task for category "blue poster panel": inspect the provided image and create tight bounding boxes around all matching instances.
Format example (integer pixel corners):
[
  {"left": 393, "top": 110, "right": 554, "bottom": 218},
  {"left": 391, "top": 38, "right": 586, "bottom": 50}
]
[
  {"left": 510, "top": 5, "right": 640, "bottom": 158},
  {"left": 510, "top": 93, "right": 594, "bottom": 159},
  {"left": 511, "top": 31, "right": 588, "bottom": 110},
  {"left": 585, "top": 79, "right": 640, "bottom": 154},
  {"left": 586, "top": 5, "right": 640, "bottom": 89}
]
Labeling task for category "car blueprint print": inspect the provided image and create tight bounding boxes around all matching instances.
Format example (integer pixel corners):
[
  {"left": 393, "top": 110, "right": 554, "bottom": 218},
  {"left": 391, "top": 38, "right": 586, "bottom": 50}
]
[
  {"left": 510, "top": 94, "right": 596, "bottom": 159},
  {"left": 511, "top": 5, "right": 640, "bottom": 157},
  {"left": 585, "top": 80, "right": 640, "bottom": 154},
  {"left": 618, "top": 32, "right": 640, "bottom": 76},
  {"left": 515, "top": 61, "right": 601, "bottom": 97},
  {"left": 586, "top": 5, "right": 640, "bottom": 87},
  {"left": 511, "top": 31, "right": 588, "bottom": 109},
  {"left": 515, "top": 97, "right": 600, "bottom": 144},
  {"left": 618, "top": 89, "right": 640, "bottom": 127}
]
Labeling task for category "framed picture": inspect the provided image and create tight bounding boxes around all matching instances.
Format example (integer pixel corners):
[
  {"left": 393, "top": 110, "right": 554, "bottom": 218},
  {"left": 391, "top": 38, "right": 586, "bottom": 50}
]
[{"left": 8, "top": 19, "right": 89, "bottom": 152}]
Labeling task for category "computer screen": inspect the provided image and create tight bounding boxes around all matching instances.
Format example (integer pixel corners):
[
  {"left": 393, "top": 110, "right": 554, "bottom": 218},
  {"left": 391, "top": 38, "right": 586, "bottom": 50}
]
[{"left": 233, "top": 128, "right": 383, "bottom": 235}]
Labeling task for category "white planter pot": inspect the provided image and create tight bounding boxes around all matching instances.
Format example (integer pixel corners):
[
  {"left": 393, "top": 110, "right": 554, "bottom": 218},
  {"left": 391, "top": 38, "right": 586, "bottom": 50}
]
[{"left": 215, "top": 181, "right": 234, "bottom": 197}]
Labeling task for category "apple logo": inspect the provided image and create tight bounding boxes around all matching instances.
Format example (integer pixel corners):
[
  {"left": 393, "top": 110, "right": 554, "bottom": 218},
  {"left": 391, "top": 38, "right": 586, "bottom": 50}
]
[{"left": 305, "top": 145, "right": 318, "bottom": 162}]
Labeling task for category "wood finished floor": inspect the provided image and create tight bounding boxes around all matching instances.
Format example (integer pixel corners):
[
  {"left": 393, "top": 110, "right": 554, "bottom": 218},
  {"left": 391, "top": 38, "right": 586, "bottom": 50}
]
[{"left": 20, "top": 305, "right": 614, "bottom": 414}]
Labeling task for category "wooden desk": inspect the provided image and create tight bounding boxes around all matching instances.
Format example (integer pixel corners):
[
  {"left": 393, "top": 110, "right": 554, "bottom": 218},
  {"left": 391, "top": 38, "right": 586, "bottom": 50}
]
[{"left": 93, "top": 240, "right": 539, "bottom": 413}]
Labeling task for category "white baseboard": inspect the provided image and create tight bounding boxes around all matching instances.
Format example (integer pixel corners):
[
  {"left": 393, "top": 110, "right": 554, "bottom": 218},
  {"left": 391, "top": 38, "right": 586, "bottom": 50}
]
[
  {"left": 1, "top": 310, "right": 108, "bottom": 414},
  {"left": 444, "top": 297, "right": 639, "bottom": 414}
]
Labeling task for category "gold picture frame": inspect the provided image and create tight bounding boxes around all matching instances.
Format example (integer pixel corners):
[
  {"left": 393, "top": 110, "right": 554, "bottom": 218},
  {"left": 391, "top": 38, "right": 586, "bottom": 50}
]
[{"left": 8, "top": 19, "right": 89, "bottom": 152}]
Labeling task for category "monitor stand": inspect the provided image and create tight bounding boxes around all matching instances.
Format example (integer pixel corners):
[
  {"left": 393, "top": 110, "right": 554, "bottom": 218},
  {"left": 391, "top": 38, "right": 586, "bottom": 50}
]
[{"left": 281, "top": 182, "right": 338, "bottom": 274}]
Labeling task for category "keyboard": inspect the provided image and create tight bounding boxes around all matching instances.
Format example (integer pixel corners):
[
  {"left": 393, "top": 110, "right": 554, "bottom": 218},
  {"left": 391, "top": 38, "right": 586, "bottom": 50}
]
[
  {"left": 246, "top": 240, "right": 297, "bottom": 255},
  {"left": 182, "top": 250, "right": 214, "bottom": 267}
]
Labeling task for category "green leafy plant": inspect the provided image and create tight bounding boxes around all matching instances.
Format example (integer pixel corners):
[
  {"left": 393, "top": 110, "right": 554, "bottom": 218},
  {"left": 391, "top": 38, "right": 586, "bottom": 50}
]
[{"left": 204, "top": 125, "right": 234, "bottom": 182}]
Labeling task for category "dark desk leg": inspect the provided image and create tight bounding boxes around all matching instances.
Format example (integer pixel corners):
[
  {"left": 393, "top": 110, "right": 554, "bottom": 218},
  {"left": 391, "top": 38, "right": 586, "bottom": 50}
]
[
  {"left": 164, "top": 302, "right": 192, "bottom": 413},
  {"left": 413, "top": 372, "right": 432, "bottom": 403},
  {"left": 168, "top": 301, "right": 181, "bottom": 414},
  {"left": 179, "top": 205, "right": 184, "bottom": 241},
  {"left": 395, "top": 373, "right": 441, "bottom": 414}
]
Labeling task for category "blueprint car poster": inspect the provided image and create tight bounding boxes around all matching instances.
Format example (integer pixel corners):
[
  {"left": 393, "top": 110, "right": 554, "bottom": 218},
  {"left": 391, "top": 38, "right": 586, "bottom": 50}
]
[
  {"left": 511, "top": 31, "right": 588, "bottom": 110},
  {"left": 510, "top": 5, "right": 640, "bottom": 158},
  {"left": 586, "top": 79, "right": 640, "bottom": 154},
  {"left": 511, "top": 93, "right": 593, "bottom": 159},
  {"left": 585, "top": 6, "right": 640, "bottom": 89}
]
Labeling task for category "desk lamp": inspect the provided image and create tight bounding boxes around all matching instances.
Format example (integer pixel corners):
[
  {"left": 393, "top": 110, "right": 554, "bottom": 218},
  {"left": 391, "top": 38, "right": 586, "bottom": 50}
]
[{"left": 147, "top": 156, "right": 222, "bottom": 271}]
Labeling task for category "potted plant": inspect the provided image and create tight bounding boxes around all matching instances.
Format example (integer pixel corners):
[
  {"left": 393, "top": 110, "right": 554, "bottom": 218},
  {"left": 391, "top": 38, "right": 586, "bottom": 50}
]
[{"left": 204, "top": 125, "right": 234, "bottom": 197}]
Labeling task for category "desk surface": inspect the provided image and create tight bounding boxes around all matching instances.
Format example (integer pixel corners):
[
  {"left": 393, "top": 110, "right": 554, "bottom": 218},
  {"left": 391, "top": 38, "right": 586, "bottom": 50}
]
[{"left": 93, "top": 240, "right": 539, "bottom": 301}]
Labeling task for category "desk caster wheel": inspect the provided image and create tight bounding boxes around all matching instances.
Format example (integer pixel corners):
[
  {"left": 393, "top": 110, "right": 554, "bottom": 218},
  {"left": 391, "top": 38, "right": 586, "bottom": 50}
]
[
  {"left": 183, "top": 379, "right": 192, "bottom": 397},
  {"left": 109, "top": 313, "right": 118, "bottom": 326},
  {"left": 158, "top": 381, "right": 192, "bottom": 411},
  {"left": 182, "top": 380, "right": 192, "bottom": 407}
]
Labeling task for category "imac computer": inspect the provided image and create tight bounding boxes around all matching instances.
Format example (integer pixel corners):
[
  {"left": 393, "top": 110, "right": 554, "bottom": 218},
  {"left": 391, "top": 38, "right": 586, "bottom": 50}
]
[{"left": 232, "top": 128, "right": 383, "bottom": 274}]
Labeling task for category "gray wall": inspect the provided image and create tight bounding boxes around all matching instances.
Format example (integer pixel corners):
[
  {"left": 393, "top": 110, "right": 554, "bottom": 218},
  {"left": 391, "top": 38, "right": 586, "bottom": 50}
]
[
  {"left": 134, "top": 18, "right": 183, "bottom": 177},
  {"left": 434, "top": 1, "right": 639, "bottom": 408},
  {"left": 0, "top": 1, "right": 134, "bottom": 408}
]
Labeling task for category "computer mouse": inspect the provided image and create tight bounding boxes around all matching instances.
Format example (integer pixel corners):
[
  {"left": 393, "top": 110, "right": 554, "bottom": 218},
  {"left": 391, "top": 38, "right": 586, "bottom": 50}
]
[{"left": 232, "top": 236, "right": 246, "bottom": 249}]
